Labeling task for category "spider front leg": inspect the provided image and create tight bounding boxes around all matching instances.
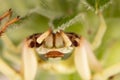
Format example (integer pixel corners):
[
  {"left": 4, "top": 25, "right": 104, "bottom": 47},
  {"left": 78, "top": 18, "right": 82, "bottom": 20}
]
[
  {"left": 93, "top": 64, "right": 120, "bottom": 80},
  {"left": 73, "top": 37, "right": 102, "bottom": 80},
  {"left": 22, "top": 40, "right": 38, "bottom": 80},
  {"left": 73, "top": 11, "right": 107, "bottom": 79}
]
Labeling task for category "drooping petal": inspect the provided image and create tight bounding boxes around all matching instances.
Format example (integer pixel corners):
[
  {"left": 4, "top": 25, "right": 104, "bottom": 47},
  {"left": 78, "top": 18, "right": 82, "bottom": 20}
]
[{"left": 22, "top": 40, "right": 38, "bottom": 80}]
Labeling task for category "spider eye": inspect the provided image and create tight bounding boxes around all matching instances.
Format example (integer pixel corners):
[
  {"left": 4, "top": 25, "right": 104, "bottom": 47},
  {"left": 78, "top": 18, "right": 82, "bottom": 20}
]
[{"left": 72, "top": 40, "right": 79, "bottom": 47}]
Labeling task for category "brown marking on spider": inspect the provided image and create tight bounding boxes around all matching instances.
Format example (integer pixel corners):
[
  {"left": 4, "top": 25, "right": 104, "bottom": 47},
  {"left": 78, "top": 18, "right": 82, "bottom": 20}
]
[
  {"left": 27, "top": 30, "right": 81, "bottom": 49},
  {"left": 66, "top": 32, "right": 81, "bottom": 47},
  {"left": 27, "top": 33, "right": 42, "bottom": 48},
  {"left": 45, "top": 51, "right": 64, "bottom": 58}
]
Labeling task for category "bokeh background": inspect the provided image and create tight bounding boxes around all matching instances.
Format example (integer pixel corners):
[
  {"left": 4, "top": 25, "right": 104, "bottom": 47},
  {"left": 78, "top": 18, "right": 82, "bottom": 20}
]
[{"left": 0, "top": 0, "right": 120, "bottom": 80}]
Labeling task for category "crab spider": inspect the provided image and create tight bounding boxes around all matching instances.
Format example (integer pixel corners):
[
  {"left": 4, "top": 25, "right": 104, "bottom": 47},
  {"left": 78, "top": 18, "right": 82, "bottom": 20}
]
[
  {"left": 0, "top": 9, "right": 109, "bottom": 80},
  {"left": 22, "top": 28, "right": 103, "bottom": 80}
]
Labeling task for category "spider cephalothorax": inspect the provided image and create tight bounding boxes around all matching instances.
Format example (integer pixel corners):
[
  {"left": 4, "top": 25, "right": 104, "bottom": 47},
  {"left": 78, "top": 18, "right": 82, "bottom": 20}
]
[{"left": 25, "top": 29, "right": 81, "bottom": 61}]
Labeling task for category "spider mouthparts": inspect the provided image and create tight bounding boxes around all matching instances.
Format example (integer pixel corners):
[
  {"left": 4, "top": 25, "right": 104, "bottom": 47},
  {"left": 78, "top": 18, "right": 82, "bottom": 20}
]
[{"left": 45, "top": 51, "right": 64, "bottom": 58}]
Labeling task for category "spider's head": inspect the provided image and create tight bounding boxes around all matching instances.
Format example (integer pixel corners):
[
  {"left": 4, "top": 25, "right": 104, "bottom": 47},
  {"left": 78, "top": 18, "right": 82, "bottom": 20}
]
[{"left": 27, "top": 29, "right": 80, "bottom": 61}]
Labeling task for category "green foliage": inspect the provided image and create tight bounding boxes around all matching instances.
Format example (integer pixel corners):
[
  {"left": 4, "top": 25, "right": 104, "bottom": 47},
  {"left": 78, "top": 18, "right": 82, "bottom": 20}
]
[
  {"left": 86, "top": 0, "right": 111, "bottom": 11},
  {"left": 52, "top": 13, "right": 78, "bottom": 28},
  {"left": 57, "top": 0, "right": 80, "bottom": 14}
]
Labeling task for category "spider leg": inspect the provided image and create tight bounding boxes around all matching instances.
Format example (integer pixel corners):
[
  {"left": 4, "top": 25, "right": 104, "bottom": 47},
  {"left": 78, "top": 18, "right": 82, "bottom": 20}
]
[
  {"left": 21, "top": 39, "right": 38, "bottom": 80},
  {"left": 93, "top": 64, "right": 120, "bottom": 80},
  {"left": 1, "top": 34, "right": 22, "bottom": 53},
  {"left": 0, "top": 58, "right": 22, "bottom": 80},
  {"left": 74, "top": 37, "right": 91, "bottom": 80},
  {"left": 74, "top": 37, "right": 102, "bottom": 80},
  {"left": 0, "top": 34, "right": 22, "bottom": 66},
  {"left": 92, "top": 12, "right": 107, "bottom": 50}
]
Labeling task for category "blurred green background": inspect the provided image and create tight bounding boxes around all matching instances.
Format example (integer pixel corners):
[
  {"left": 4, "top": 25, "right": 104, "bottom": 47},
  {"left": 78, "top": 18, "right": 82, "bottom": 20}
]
[{"left": 0, "top": 0, "right": 120, "bottom": 80}]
